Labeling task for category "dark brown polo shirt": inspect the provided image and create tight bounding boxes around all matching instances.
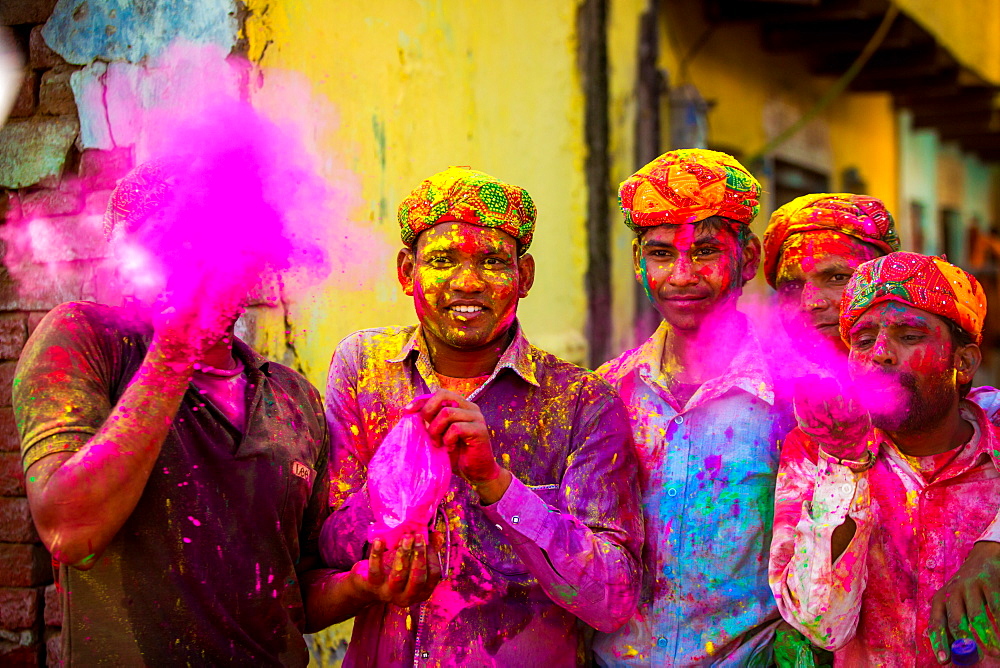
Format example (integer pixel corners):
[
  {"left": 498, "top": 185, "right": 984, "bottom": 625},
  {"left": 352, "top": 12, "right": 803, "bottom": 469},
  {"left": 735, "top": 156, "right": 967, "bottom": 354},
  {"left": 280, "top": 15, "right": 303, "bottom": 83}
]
[{"left": 14, "top": 301, "right": 329, "bottom": 667}]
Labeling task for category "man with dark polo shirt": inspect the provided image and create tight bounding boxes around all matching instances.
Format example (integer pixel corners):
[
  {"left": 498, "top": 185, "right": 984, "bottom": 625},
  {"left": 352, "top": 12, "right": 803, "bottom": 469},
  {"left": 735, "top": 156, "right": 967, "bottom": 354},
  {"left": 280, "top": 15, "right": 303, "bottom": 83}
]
[
  {"left": 309, "top": 167, "right": 643, "bottom": 666},
  {"left": 13, "top": 161, "right": 330, "bottom": 665}
]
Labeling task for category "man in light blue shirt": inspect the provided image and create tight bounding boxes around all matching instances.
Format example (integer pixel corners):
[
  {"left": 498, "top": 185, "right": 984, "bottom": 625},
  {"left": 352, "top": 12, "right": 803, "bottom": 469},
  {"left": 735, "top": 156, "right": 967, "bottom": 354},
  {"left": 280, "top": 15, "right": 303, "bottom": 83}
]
[{"left": 594, "top": 149, "right": 792, "bottom": 666}]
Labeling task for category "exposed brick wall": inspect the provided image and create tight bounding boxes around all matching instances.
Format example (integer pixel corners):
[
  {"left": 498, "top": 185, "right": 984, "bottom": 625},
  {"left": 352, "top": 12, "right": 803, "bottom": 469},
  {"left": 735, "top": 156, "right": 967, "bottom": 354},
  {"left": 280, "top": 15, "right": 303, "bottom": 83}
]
[
  {"left": 0, "top": 4, "right": 283, "bottom": 665},
  {"left": 0, "top": 4, "right": 131, "bottom": 665}
]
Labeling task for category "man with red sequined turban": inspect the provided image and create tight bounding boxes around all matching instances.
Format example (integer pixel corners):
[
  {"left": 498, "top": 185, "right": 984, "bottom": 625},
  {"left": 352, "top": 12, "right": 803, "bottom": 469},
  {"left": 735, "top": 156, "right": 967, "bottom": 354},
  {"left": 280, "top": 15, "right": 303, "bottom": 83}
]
[{"left": 771, "top": 251, "right": 1000, "bottom": 663}]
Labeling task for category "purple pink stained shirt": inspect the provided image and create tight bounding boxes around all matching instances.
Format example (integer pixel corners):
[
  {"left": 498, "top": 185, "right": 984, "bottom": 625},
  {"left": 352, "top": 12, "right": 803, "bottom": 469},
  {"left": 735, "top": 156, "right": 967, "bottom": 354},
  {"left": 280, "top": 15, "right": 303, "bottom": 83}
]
[
  {"left": 319, "top": 323, "right": 644, "bottom": 667},
  {"left": 593, "top": 319, "right": 795, "bottom": 666},
  {"left": 770, "top": 401, "right": 1000, "bottom": 665}
]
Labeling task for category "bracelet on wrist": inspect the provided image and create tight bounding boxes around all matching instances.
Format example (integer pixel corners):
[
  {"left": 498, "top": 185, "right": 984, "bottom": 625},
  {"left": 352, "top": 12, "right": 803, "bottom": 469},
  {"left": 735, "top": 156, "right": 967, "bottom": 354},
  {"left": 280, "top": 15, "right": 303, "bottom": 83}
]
[{"left": 823, "top": 448, "right": 876, "bottom": 472}]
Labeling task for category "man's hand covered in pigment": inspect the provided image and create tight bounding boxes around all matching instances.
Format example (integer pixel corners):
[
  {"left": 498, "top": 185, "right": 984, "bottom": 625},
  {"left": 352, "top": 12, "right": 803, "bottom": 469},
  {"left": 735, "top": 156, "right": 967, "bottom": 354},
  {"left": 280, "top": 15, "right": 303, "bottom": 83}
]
[
  {"left": 793, "top": 375, "right": 872, "bottom": 462},
  {"left": 929, "top": 541, "right": 1000, "bottom": 663},
  {"left": 351, "top": 532, "right": 443, "bottom": 609},
  {"left": 407, "top": 390, "right": 513, "bottom": 504}
]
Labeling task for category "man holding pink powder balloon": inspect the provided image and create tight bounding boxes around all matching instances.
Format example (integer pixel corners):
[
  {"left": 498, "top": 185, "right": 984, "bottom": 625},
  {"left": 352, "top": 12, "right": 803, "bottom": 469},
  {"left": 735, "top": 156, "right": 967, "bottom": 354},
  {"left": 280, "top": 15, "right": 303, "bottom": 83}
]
[{"left": 313, "top": 166, "right": 643, "bottom": 667}]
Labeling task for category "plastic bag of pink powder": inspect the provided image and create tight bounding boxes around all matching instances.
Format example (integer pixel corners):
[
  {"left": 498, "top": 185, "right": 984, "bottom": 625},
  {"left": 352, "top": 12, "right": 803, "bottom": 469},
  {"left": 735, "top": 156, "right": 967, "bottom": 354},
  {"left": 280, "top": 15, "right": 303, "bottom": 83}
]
[{"left": 367, "top": 404, "right": 453, "bottom": 550}]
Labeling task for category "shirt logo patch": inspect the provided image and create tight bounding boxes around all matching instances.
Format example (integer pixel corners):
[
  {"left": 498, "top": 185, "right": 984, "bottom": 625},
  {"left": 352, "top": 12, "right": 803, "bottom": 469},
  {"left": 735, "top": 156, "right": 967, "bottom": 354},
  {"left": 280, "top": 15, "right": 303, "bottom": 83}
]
[{"left": 292, "top": 461, "right": 312, "bottom": 481}]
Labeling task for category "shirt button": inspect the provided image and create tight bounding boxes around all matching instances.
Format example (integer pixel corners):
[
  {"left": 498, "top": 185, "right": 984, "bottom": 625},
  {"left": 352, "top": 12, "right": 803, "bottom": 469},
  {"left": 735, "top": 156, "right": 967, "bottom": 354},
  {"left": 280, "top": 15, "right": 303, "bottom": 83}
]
[
  {"left": 674, "top": 415, "right": 684, "bottom": 424},
  {"left": 511, "top": 515, "right": 520, "bottom": 524},
  {"left": 925, "top": 558, "right": 936, "bottom": 569},
  {"left": 657, "top": 637, "right": 668, "bottom": 648},
  {"left": 840, "top": 483, "right": 853, "bottom": 494},
  {"left": 667, "top": 488, "right": 677, "bottom": 497}
]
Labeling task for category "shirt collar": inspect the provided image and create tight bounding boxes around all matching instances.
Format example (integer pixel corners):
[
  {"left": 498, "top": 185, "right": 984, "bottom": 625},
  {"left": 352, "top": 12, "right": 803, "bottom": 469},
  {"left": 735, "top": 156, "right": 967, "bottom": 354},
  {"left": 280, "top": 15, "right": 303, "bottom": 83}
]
[
  {"left": 636, "top": 317, "right": 776, "bottom": 407},
  {"left": 387, "top": 321, "right": 539, "bottom": 388},
  {"left": 232, "top": 337, "right": 272, "bottom": 377}
]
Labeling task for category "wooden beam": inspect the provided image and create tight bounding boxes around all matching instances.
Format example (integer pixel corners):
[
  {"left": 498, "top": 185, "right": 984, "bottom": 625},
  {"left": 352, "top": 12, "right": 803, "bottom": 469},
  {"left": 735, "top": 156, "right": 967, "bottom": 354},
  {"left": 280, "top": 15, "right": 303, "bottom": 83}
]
[
  {"left": 707, "top": 0, "right": 888, "bottom": 23},
  {"left": 578, "top": 0, "right": 613, "bottom": 367},
  {"left": 761, "top": 15, "right": 923, "bottom": 53}
]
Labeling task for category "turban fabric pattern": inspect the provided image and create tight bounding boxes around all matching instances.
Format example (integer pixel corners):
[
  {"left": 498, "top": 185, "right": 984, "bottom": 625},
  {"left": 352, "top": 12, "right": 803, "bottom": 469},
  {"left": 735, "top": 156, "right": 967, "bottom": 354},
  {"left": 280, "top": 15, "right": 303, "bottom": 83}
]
[
  {"left": 618, "top": 148, "right": 761, "bottom": 231},
  {"left": 398, "top": 166, "right": 536, "bottom": 253},
  {"left": 103, "top": 159, "right": 176, "bottom": 241},
  {"left": 763, "top": 193, "right": 900, "bottom": 288},
  {"left": 840, "top": 251, "right": 986, "bottom": 344}
]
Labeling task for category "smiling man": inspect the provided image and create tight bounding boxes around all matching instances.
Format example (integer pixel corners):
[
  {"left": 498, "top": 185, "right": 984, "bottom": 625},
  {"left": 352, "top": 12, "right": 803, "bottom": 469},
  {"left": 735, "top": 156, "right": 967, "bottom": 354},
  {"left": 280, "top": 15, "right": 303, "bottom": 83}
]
[
  {"left": 593, "top": 149, "right": 794, "bottom": 666},
  {"left": 763, "top": 193, "right": 900, "bottom": 357},
  {"left": 770, "top": 251, "right": 1000, "bottom": 664},
  {"left": 312, "top": 167, "right": 643, "bottom": 666}
]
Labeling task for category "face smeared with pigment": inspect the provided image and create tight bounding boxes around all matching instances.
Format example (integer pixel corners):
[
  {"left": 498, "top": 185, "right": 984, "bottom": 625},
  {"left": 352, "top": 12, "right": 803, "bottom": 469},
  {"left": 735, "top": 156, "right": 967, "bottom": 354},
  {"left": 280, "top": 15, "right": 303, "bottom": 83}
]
[
  {"left": 775, "top": 230, "right": 881, "bottom": 351},
  {"left": 399, "top": 222, "right": 533, "bottom": 354},
  {"left": 633, "top": 219, "right": 758, "bottom": 332},
  {"left": 847, "top": 301, "right": 977, "bottom": 433}
]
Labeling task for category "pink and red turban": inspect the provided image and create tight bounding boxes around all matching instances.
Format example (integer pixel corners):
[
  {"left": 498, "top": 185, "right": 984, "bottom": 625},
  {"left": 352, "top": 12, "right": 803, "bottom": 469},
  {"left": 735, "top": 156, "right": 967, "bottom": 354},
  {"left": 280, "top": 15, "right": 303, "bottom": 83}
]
[{"left": 840, "top": 251, "right": 986, "bottom": 344}]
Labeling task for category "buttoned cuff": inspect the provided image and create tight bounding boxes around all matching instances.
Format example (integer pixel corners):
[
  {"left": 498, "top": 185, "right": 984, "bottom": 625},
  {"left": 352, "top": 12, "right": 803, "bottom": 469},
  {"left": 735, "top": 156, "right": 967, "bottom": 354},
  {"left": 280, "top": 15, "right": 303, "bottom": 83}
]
[{"left": 481, "top": 476, "right": 557, "bottom": 548}]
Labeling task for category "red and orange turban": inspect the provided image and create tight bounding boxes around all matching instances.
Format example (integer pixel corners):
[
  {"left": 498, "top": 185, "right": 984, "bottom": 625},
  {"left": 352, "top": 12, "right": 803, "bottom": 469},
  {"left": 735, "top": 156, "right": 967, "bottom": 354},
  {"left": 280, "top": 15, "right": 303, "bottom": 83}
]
[
  {"left": 618, "top": 149, "right": 761, "bottom": 231},
  {"left": 398, "top": 167, "right": 536, "bottom": 254},
  {"left": 763, "top": 193, "right": 900, "bottom": 288},
  {"left": 840, "top": 251, "right": 986, "bottom": 344}
]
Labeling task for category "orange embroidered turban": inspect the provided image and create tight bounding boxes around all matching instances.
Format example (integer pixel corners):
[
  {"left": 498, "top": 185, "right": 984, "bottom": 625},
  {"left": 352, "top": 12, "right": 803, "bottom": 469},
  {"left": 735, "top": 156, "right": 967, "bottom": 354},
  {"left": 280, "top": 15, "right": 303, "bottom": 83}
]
[
  {"left": 840, "top": 251, "right": 986, "bottom": 344},
  {"left": 398, "top": 167, "right": 536, "bottom": 254},
  {"left": 618, "top": 149, "right": 761, "bottom": 232},
  {"left": 763, "top": 193, "right": 900, "bottom": 288}
]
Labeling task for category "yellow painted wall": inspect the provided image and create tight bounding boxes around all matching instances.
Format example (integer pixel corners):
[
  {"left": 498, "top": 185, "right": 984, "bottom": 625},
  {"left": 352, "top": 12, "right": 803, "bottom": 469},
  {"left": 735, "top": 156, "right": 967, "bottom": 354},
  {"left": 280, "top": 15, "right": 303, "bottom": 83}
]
[
  {"left": 607, "top": 0, "right": 647, "bottom": 355},
  {"left": 245, "top": 0, "right": 591, "bottom": 387},
  {"left": 896, "top": 0, "right": 1000, "bottom": 84}
]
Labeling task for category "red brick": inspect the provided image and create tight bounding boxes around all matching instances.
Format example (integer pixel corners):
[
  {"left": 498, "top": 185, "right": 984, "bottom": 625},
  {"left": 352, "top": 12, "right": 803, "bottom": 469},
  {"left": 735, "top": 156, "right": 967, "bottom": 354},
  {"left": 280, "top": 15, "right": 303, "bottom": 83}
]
[
  {"left": 83, "top": 189, "right": 112, "bottom": 216},
  {"left": 0, "top": 453, "right": 25, "bottom": 495},
  {"left": 28, "top": 27, "right": 62, "bottom": 71},
  {"left": 0, "top": 0, "right": 58, "bottom": 25},
  {"left": 3, "top": 192, "right": 23, "bottom": 224},
  {"left": 37, "top": 68, "right": 76, "bottom": 117},
  {"left": 42, "top": 584, "right": 58, "bottom": 627},
  {"left": 0, "top": 543, "right": 50, "bottom": 587},
  {"left": 0, "top": 587, "right": 41, "bottom": 629},
  {"left": 79, "top": 148, "right": 133, "bottom": 191},
  {"left": 0, "top": 361, "right": 17, "bottom": 408},
  {"left": 0, "top": 640, "right": 40, "bottom": 666},
  {"left": 8, "top": 70, "right": 36, "bottom": 120},
  {"left": 0, "top": 313, "right": 28, "bottom": 360},
  {"left": 0, "top": 407, "right": 19, "bottom": 452},
  {"left": 0, "top": 498, "right": 38, "bottom": 543},
  {"left": 20, "top": 189, "right": 82, "bottom": 219},
  {"left": 45, "top": 628, "right": 60, "bottom": 666},
  {"left": 0, "top": 262, "right": 97, "bottom": 312},
  {"left": 25, "top": 312, "right": 47, "bottom": 338}
]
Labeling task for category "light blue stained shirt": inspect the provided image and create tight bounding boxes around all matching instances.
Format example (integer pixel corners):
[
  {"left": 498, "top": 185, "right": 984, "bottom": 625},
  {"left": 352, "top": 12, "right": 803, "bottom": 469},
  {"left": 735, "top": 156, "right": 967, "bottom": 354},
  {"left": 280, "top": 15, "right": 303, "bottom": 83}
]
[{"left": 593, "top": 319, "right": 794, "bottom": 667}]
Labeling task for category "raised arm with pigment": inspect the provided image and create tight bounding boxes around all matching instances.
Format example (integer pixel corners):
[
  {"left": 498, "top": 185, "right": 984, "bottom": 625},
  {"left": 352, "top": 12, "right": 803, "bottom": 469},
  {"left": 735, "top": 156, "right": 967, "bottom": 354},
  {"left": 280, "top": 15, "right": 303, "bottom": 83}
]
[
  {"left": 16, "top": 302, "right": 217, "bottom": 568},
  {"left": 769, "top": 427, "right": 873, "bottom": 649}
]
